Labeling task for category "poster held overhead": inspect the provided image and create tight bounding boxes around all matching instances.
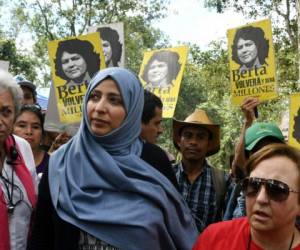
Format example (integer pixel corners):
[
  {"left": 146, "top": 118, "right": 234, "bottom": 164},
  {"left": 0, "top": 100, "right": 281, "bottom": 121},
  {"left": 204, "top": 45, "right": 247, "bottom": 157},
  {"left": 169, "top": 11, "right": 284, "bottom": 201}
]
[
  {"left": 227, "top": 19, "right": 277, "bottom": 105},
  {"left": 45, "top": 32, "right": 105, "bottom": 132},
  {"left": 139, "top": 46, "right": 188, "bottom": 118}
]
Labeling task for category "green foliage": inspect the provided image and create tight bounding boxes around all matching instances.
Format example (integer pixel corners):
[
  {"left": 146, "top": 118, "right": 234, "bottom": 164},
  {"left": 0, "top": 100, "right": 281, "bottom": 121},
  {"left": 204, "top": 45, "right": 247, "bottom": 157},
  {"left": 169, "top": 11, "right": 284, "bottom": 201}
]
[
  {"left": 159, "top": 33, "right": 297, "bottom": 170},
  {"left": 123, "top": 16, "right": 170, "bottom": 73},
  {"left": 195, "top": 0, "right": 299, "bottom": 169},
  {"left": 0, "top": 39, "right": 37, "bottom": 81},
  {"left": 0, "top": 0, "right": 297, "bottom": 171},
  {"left": 7, "top": 0, "right": 170, "bottom": 85}
]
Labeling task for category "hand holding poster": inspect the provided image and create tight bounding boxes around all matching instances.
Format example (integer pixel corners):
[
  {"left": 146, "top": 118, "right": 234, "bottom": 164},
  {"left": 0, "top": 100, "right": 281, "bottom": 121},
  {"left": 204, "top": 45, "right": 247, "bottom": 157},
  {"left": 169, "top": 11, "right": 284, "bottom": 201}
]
[
  {"left": 139, "top": 46, "right": 188, "bottom": 118},
  {"left": 289, "top": 93, "right": 300, "bottom": 149},
  {"left": 47, "top": 32, "right": 105, "bottom": 125},
  {"left": 227, "top": 19, "right": 277, "bottom": 105},
  {"left": 88, "top": 22, "right": 125, "bottom": 68}
]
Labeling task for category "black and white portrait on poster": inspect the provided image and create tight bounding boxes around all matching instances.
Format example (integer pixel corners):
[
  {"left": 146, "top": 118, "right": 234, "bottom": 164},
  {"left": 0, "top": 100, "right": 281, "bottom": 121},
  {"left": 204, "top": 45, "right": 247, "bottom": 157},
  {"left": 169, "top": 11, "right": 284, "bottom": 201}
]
[
  {"left": 88, "top": 22, "right": 125, "bottom": 68},
  {"left": 140, "top": 50, "right": 181, "bottom": 92},
  {"left": 231, "top": 26, "right": 269, "bottom": 72},
  {"left": 54, "top": 39, "right": 101, "bottom": 87}
]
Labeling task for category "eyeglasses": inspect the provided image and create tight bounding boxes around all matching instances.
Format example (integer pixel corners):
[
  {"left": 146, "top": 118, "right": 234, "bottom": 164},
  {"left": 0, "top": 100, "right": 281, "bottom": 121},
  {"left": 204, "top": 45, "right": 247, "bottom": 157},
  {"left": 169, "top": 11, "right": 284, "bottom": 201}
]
[{"left": 242, "top": 177, "right": 299, "bottom": 202}]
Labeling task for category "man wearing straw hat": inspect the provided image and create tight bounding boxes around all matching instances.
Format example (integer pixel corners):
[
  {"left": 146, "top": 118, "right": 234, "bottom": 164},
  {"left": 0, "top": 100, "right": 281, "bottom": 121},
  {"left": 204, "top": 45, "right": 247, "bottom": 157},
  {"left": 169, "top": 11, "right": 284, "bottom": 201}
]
[{"left": 173, "top": 109, "right": 227, "bottom": 233}]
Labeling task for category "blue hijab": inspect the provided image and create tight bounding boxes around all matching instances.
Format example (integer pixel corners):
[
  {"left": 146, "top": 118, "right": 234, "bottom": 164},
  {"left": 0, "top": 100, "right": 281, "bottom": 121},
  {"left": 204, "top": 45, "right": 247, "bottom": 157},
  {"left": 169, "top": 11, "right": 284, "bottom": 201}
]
[{"left": 49, "top": 68, "right": 197, "bottom": 250}]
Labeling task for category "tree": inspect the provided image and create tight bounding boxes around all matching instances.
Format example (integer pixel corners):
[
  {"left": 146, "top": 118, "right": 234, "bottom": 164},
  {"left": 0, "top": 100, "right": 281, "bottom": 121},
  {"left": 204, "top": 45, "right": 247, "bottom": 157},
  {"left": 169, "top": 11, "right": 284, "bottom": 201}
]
[
  {"left": 159, "top": 39, "right": 290, "bottom": 169},
  {"left": 0, "top": 39, "right": 37, "bottom": 80},
  {"left": 204, "top": 0, "right": 299, "bottom": 89},
  {"left": 6, "top": 0, "right": 170, "bottom": 85}
]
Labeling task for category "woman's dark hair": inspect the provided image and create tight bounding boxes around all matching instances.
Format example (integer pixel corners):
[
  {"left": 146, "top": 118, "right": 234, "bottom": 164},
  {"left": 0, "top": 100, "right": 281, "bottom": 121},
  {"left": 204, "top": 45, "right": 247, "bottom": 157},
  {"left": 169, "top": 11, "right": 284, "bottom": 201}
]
[
  {"left": 141, "top": 50, "right": 181, "bottom": 86},
  {"left": 16, "top": 104, "right": 44, "bottom": 134},
  {"left": 231, "top": 26, "right": 269, "bottom": 66},
  {"left": 97, "top": 27, "right": 122, "bottom": 67},
  {"left": 54, "top": 39, "right": 100, "bottom": 80}
]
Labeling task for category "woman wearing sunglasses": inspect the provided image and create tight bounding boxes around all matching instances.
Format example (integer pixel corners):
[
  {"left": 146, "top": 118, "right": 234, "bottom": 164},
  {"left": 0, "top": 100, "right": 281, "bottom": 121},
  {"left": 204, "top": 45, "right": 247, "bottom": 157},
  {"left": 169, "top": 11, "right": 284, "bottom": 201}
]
[
  {"left": 13, "top": 104, "right": 49, "bottom": 175},
  {"left": 0, "top": 70, "right": 37, "bottom": 250},
  {"left": 193, "top": 143, "right": 300, "bottom": 250},
  {"left": 28, "top": 68, "right": 197, "bottom": 250}
]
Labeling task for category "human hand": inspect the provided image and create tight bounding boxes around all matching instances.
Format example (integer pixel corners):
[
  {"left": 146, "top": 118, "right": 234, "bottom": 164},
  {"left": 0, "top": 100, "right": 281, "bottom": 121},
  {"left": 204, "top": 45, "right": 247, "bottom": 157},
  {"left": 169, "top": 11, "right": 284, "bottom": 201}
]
[{"left": 241, "top": 97, "right": 259, "bottom": 126}]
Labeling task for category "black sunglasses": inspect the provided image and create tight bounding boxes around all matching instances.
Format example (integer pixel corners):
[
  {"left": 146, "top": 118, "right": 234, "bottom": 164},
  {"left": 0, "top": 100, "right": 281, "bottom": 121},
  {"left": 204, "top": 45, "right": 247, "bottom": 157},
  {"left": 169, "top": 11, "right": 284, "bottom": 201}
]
[{"left": 242, "top": 177, "right": 299, "bottom": 202}]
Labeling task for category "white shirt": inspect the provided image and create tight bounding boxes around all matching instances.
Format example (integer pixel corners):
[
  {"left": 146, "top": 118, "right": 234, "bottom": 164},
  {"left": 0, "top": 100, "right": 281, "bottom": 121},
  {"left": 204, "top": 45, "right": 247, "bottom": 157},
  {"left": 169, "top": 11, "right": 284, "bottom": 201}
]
[{"left": 0, "top": 135, "right": 37, "bottom": 250}]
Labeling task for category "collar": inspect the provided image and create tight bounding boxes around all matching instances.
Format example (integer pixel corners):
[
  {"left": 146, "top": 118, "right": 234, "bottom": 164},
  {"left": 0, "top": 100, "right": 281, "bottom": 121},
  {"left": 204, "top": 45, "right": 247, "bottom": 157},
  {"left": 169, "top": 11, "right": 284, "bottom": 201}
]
[{"left": 177, "top": 159, "right": 210, "bottom": 176}]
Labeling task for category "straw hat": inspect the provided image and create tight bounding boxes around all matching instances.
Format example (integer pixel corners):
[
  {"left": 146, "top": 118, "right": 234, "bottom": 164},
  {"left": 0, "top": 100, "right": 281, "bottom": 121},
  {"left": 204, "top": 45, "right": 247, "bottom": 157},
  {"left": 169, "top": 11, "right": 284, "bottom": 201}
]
[{"left": 173, "top": 109, "right": 220, "bottom": 156}]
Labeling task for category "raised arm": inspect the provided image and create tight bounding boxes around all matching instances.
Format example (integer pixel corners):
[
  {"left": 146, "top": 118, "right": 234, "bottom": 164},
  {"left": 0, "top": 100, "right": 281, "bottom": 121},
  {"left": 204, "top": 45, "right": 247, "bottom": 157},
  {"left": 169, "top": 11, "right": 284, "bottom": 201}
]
[{"left": 231, "top": 97, "right": 259, "bottom": 179}]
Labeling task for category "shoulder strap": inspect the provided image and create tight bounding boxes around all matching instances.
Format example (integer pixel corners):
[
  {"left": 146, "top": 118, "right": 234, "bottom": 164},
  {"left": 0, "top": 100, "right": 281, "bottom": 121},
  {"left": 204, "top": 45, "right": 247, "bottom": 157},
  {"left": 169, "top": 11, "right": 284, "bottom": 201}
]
[{"left": 211, "top": 167, "right": 226, "bottom": 219}]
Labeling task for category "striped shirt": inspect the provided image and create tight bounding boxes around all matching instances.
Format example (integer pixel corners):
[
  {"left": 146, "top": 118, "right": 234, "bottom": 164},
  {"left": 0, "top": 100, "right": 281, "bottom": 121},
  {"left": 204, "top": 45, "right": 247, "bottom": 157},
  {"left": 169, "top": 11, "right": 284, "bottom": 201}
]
[{"left": 173, "top": 161, "right": 218, "bottom": 233}]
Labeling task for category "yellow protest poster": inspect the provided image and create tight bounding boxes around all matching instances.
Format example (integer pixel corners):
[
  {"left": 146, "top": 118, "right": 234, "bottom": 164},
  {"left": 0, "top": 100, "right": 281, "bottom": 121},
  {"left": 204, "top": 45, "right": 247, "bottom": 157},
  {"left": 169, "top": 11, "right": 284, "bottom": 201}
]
[
  {"left": 48, "top": 32, "right": 106, "bottom": 124},
  {"left": 227, "top": 19, "right": 277, "bottom": 105},
  {"left": 289, "top": 93, "right": 300, "bottom": 149},
  {"left": 139, "top": 46, "right": 188, "bottom": 118}
]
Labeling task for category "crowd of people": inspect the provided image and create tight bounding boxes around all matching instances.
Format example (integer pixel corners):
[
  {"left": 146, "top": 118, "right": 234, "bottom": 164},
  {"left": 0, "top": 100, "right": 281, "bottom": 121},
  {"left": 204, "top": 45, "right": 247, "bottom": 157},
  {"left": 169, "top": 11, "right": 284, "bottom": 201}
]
[{"left": 0, "top": 64, "right": 299, "bottom": 250}]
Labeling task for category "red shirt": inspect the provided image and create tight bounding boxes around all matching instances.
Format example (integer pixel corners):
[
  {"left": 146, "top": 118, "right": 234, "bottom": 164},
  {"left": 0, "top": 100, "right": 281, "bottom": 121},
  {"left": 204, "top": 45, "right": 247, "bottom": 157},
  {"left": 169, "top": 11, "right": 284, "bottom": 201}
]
[{"left": 193, "top": 217, "right": 300, "bottom": 250}]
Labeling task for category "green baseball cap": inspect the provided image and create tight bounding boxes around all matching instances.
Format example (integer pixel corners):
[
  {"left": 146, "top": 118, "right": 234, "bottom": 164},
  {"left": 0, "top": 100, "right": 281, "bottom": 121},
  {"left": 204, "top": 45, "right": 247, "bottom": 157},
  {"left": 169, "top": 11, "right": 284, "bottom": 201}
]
[{"left": 245, "top": 122, "right": 284, "bottom": 151}]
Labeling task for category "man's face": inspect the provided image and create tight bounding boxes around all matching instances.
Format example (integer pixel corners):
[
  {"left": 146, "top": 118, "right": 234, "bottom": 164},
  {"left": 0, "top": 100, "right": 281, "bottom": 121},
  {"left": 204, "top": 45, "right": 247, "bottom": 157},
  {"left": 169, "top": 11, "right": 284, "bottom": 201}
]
[
  {"left": 246, "top": 156, "right": 300, "bottom": 234},
  {"left": 141, "top": 107, "right": 163, "bottom": 144},
  {"left": 177, "top": 126, "right": 211, "bottom": 162},
  {"left": 61, "top": 52, "right": 87, "bottom": 81},
  {"left": 21, "top": 86, "right": 35, "bottom": 105}
]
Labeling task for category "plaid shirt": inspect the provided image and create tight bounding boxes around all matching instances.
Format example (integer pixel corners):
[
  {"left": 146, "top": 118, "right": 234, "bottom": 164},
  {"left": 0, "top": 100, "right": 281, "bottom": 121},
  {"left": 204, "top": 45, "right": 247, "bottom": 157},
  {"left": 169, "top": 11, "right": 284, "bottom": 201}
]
[{"left": 173, "top": 161, "right": 218, "bottom": 233}]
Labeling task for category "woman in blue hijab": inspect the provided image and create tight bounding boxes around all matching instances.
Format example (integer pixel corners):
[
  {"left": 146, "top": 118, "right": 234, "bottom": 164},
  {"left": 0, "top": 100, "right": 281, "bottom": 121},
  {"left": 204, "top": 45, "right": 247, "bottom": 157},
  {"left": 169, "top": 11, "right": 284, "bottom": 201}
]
[{"left": 28, "top": 68, "right": 197, "bottom": 250}]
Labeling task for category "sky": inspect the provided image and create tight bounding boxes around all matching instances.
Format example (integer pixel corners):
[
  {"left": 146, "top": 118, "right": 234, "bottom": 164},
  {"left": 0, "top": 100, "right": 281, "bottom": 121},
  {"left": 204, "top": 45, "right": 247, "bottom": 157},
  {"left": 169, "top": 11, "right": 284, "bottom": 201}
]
[{"left": 152, "top": 0, "right": 252, "bottom": 49}]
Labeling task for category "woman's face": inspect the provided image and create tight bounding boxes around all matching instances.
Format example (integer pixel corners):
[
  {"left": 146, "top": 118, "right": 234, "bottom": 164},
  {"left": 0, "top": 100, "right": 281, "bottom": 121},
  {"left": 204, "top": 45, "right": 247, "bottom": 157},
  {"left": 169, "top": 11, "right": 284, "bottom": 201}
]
[
  {"left": 102, "top": 40, "right": 113, "bottom": 65},
  {"left": 0, "top": 89, "right": 15, "bottom": 146},
  {"left": 237, "top": 38, "right": 258, "bottom": 65},
  {"left": 61, "top": 52, "right": 87, "bottom": 81},
  {"left": 14, "top": 110, "right": 43, "bottom": 151},
  {"left": 87, "top": 78, "right": 126, "bottom": 136},
  {"left": 246, "top": 156, "right": 300, "bottom": 233},
  {"left": 147, "top": 60, "right": 168, "bottom": 86}
]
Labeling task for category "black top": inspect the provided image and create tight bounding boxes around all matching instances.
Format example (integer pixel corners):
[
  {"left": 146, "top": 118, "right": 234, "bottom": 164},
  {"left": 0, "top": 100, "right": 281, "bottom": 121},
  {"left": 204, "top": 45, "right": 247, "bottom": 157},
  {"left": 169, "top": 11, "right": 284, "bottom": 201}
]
[{"left": 27, "top": 142, "right": 178, "bottom": 250}]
